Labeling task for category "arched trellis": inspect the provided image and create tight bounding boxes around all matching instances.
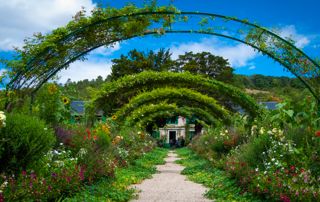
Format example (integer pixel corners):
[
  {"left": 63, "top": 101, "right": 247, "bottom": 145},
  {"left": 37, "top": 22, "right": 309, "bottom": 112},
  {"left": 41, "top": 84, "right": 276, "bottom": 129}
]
[
  {"left": 131, "top": 106, "right": 219, "bottom": 129},
  {"left": 123, "top": 102, "right": 222, "bottom": 128},
  {"left": 92, "top": 71, "right": 263, "bottom": 118},
  {"left": 114, "top": 87, "right": 231, "bottom": 124},
  {"left": 2, "top": 5, "right": 319, "bottom": 113}
]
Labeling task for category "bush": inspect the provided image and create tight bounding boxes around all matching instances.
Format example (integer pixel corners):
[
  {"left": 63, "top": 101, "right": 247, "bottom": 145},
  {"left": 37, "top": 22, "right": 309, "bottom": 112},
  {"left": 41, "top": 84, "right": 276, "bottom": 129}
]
[
  {"left": 237, "top": 134, "right": 271, "bottom": 167},
  {"left": 0, "top": 113, "right": 56, "bottom": 173}
]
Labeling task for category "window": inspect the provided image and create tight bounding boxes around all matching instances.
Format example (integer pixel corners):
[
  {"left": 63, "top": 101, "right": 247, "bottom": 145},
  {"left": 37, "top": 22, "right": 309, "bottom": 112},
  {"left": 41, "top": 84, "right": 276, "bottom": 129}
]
[{"left": 166, "top": 116, "right": 178, "bottom": 124}]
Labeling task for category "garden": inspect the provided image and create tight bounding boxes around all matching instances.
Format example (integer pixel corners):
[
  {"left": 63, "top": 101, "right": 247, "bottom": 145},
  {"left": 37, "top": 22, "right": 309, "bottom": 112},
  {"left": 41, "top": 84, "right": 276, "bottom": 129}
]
[{"left": 0, "top": 2, "right": 320, "bottom": 202}]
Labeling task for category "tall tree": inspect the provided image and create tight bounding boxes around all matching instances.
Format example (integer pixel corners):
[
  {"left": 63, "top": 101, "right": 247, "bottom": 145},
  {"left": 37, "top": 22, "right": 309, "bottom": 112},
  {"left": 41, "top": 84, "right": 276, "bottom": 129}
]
[
  {"left": 109, "top": 48, "right": 175, "bottom": 80},
  {"left": 174, "top": 51, "right": 234, "bottom": 82}
]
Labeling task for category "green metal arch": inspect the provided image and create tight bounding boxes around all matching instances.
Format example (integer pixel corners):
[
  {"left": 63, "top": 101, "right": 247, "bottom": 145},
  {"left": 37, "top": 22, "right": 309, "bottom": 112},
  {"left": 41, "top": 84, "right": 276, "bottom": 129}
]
[
  {"left": 133, "top": 106, "right": 218, "bottom": 129},
  {"left": 5, "top": 10, "right": 320, "bottom": 104},
  {"left": 123, "top": 102, "right": 222, "bottom": 128},
  {"left": 114, "top": 87, "right": 231, "bottom": 124},
  {"left": 93, "top": 71, "right": 263, "bottom": 118}
]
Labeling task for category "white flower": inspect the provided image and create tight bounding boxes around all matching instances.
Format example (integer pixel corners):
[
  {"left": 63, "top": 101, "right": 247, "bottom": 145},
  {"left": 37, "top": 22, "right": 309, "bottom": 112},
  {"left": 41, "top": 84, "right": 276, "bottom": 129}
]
[
  {"left": 271, "top": 158, "right": 275, "bottom": 161},
  {"left": 54, "top": 160, "right": 64, "bottom": 167},
  {"left": 259, "top": 127, "right": 265, "bottom": 135},
  {"left": 0, "top": 111, "right": 6, "bottom": 128},
  {"left": 53, "top": 150, "right": 59, "bottom": 155},
  {"left": 255, "top": 168, "right": 259, "bottom": 172},
  {"left": 77, "top": 148, "right": 87, "bottom": 158},
  {"left": 272, "top": 128, "right": 278, "bottom": 133}
]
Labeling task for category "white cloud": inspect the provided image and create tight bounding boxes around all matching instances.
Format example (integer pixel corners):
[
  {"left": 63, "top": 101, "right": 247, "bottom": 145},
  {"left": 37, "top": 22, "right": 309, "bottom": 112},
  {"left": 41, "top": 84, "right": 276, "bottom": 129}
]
[
  {"left": 0, "top": 69, "right": 5, "bottom": 75},
  {"left": 169, "top": 37, "right": 257, "bottom": 68},
  {"left": 57, "top": 58, "right": 112, "bottom": 84},
  {"left": 91, "top": 42, "right": 121, "bottom": 57},
  {"left": 278, "top": 25, "right": 310, "bottom": 48},
  {"left": 248, "top": 65, "right": 256, "bottom": 70},
  {"left": 0, "top": 0, "right": 96, "bottom": 50}
]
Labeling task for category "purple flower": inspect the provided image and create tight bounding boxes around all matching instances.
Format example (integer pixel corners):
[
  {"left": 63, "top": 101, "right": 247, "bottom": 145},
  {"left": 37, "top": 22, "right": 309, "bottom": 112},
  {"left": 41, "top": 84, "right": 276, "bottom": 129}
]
[{"left": 30, "top": 172, "right": 36, "bottom": 180}]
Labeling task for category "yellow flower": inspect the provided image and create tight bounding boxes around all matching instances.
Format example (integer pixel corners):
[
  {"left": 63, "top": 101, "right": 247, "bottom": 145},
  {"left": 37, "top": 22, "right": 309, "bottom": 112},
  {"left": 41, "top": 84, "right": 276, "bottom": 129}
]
[
  {"left": 112, "top": 115, "right": 117, "bottom": 120},
  {"left": 62, "top": 96, "right": 70, "bottom": 105},
  {"left": 47, "top": 84, "right": 58, "bottom": 94}
]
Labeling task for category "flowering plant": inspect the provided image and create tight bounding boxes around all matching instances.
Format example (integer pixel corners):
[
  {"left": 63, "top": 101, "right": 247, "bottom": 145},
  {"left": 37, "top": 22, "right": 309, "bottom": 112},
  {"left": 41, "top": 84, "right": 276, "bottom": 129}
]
[{"left": 0, "top": 111, "right": 5, "bottom": 128}]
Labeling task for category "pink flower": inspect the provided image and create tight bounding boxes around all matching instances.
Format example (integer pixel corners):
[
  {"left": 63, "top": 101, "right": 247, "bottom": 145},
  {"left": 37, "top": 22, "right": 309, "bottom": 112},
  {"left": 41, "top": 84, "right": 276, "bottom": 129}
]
[
  {"left": 22, "top": 170, "right": 27, "bottom": 176},
  {"left": 280, "top": 194, "right": 291, "bottom": 202},
  {"left": 0, "top": 193, "right": 4, "bottom": 202},
  {"left": 79, "top": 166, "right": 85, "bottom": 181}
]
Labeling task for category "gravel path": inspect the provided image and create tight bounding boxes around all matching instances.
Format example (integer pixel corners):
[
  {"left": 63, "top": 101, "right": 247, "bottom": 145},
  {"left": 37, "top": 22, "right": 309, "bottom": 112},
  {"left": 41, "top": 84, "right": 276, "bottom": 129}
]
[{"left": 131, "top": 150, "right": 212, "bottom": 202}]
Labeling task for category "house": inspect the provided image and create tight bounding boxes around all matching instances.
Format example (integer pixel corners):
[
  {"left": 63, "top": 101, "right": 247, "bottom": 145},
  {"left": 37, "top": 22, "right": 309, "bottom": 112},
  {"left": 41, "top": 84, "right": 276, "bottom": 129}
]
[
  {"left": 153, "top": 101, "right": 280, "bottom": 147},
  {"left": 259, "top": 101, "right": 278, "bottom": 110},
  {"left": 152, "top": 116, "right": 197, "bottom": 147},
  {"left": 70, "top": 101, "right": 105, "bottom": 123},
  {"left": 234, "top": 101, "right": 278, "bottom": 114}
]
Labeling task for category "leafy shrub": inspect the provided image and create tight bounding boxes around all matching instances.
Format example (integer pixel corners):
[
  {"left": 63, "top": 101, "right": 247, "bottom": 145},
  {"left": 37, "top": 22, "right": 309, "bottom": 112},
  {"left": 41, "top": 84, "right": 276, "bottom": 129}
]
[
  {"left": 237, "top": 134, "right": 271, "bottom": 167},
  {"left": 0, "top": 113, "right": 56, "bottom": 173}
]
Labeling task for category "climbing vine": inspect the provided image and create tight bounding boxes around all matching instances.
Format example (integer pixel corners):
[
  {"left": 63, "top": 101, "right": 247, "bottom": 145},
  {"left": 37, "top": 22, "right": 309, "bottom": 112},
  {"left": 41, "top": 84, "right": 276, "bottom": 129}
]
[
  {"left": 92, "top": 71, "right": 263, "bottom": 118},
  {"left": 134, "top": 106, "right": 219, "bottom": 129},
  {"left": 1, "top": 2, "right": 318, "bottom": 106},
  {"left": 115, "top": 87, "right": 231, "bottom": 123},
  {"left": 123, "top": 102, "right": 224, "bottom": 128}
]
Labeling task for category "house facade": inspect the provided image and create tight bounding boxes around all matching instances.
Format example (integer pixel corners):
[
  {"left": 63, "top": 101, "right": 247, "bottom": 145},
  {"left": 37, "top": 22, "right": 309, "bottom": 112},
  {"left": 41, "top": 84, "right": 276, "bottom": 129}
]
[{"left": 153, "top": 116, "right": 197, "bottom": 147}]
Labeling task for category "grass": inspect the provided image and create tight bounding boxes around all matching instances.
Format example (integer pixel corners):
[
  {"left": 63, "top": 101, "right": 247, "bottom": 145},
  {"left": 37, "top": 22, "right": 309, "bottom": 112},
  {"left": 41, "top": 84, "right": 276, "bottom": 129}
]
[
  {"left": 175, "top": 147, "right": 262, "bottom": 202},
  {"left": 64, "top": 147, "right": 168, "bottom": 202}
]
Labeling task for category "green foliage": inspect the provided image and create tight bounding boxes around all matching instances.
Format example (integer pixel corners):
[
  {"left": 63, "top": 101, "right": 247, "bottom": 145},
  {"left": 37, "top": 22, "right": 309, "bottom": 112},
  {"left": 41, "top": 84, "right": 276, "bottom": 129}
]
[
  {"left": 35, "top": 83, "right": 69, "bottom": 125},
  {"left": 0, "top": 113, "right": 56, "bottom": 173},
  {"left": 135, "top": 106, "right": 218, "bottom": 130},
  {"left": 110, "top": 48, "right": 175, "bottom": 81},
  {"left": 176, "top": 148, "right": 261, "bottom": 202},
  {"left": 92, "top": 71, "right": 262, "bottom": 119},
  {"left": 234, "top": 134, "right": 271, "bottom": 167},
  {"left": 116, "top": 87, "right": 231, "bottom": 125},
  {"left": 174, "top": 51, "right": 234, "bottom": 82},
  {"left": 2, "top": 3, "right": 318, "bottom": 108},
  {"left": 64, "top": 148, "right": 168, "bottom": 202},
  {"left": 189, "top": 97, "right": 320, "bottom": 201}
]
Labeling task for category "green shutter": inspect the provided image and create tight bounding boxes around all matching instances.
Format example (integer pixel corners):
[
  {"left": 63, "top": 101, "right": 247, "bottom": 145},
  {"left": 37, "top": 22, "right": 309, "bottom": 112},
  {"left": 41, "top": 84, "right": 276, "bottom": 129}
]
[{"left": 152, "top": 130, "right": 160, "bottom": 139}]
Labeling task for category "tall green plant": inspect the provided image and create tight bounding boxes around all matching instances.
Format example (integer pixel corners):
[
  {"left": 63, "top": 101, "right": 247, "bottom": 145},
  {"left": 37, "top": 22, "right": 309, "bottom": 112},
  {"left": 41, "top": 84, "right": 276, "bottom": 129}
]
[{"left": 0, "top": 113, "right": 56, "bottom": 173}]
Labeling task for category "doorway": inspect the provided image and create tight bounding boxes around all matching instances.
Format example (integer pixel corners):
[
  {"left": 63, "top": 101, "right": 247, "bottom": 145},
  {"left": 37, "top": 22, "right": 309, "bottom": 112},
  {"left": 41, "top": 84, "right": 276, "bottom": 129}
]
[{"left": 169, "top": 131, "right": 177, "bottom": 147}]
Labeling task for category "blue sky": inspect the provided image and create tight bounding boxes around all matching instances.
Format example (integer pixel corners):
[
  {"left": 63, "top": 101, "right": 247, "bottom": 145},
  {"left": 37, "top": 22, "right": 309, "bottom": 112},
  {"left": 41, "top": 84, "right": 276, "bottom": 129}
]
[{"left": 0, "top": 0, "right": 319, "bottom": 84}]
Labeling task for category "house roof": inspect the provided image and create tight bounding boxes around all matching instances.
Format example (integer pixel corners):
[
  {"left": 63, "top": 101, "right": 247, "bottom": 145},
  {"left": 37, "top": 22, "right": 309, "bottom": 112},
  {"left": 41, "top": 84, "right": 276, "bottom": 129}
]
[
  {"left": 260, "top": 101, "right": 278, "bottom": 110},
  {"left": 234, "top": 101, "right": 278, "bottom": 114},
  {"left": 70, "top": 100, "right": 104, "bottom": 116},
  {"left": 70, "top": 101, "right": 85, "bottom": 115}
]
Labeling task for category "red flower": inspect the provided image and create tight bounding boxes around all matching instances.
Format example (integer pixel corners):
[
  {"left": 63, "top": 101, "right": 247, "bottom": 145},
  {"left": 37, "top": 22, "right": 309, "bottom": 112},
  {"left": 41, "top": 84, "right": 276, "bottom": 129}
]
[
  {"left": 290, "top": 165, "right": 295, "bottom": 171},
  {"left": 315, "top": 130, "right": 320, "bottom": 137},
  {"left": 22, "top": 170, "right": 27, "bottom": 176},
  {"left": 86, "top": 128, "right": 91, "bottom": 139},
  {"left": 93, "top": 135, "right": 98, "bottom": 140}
]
